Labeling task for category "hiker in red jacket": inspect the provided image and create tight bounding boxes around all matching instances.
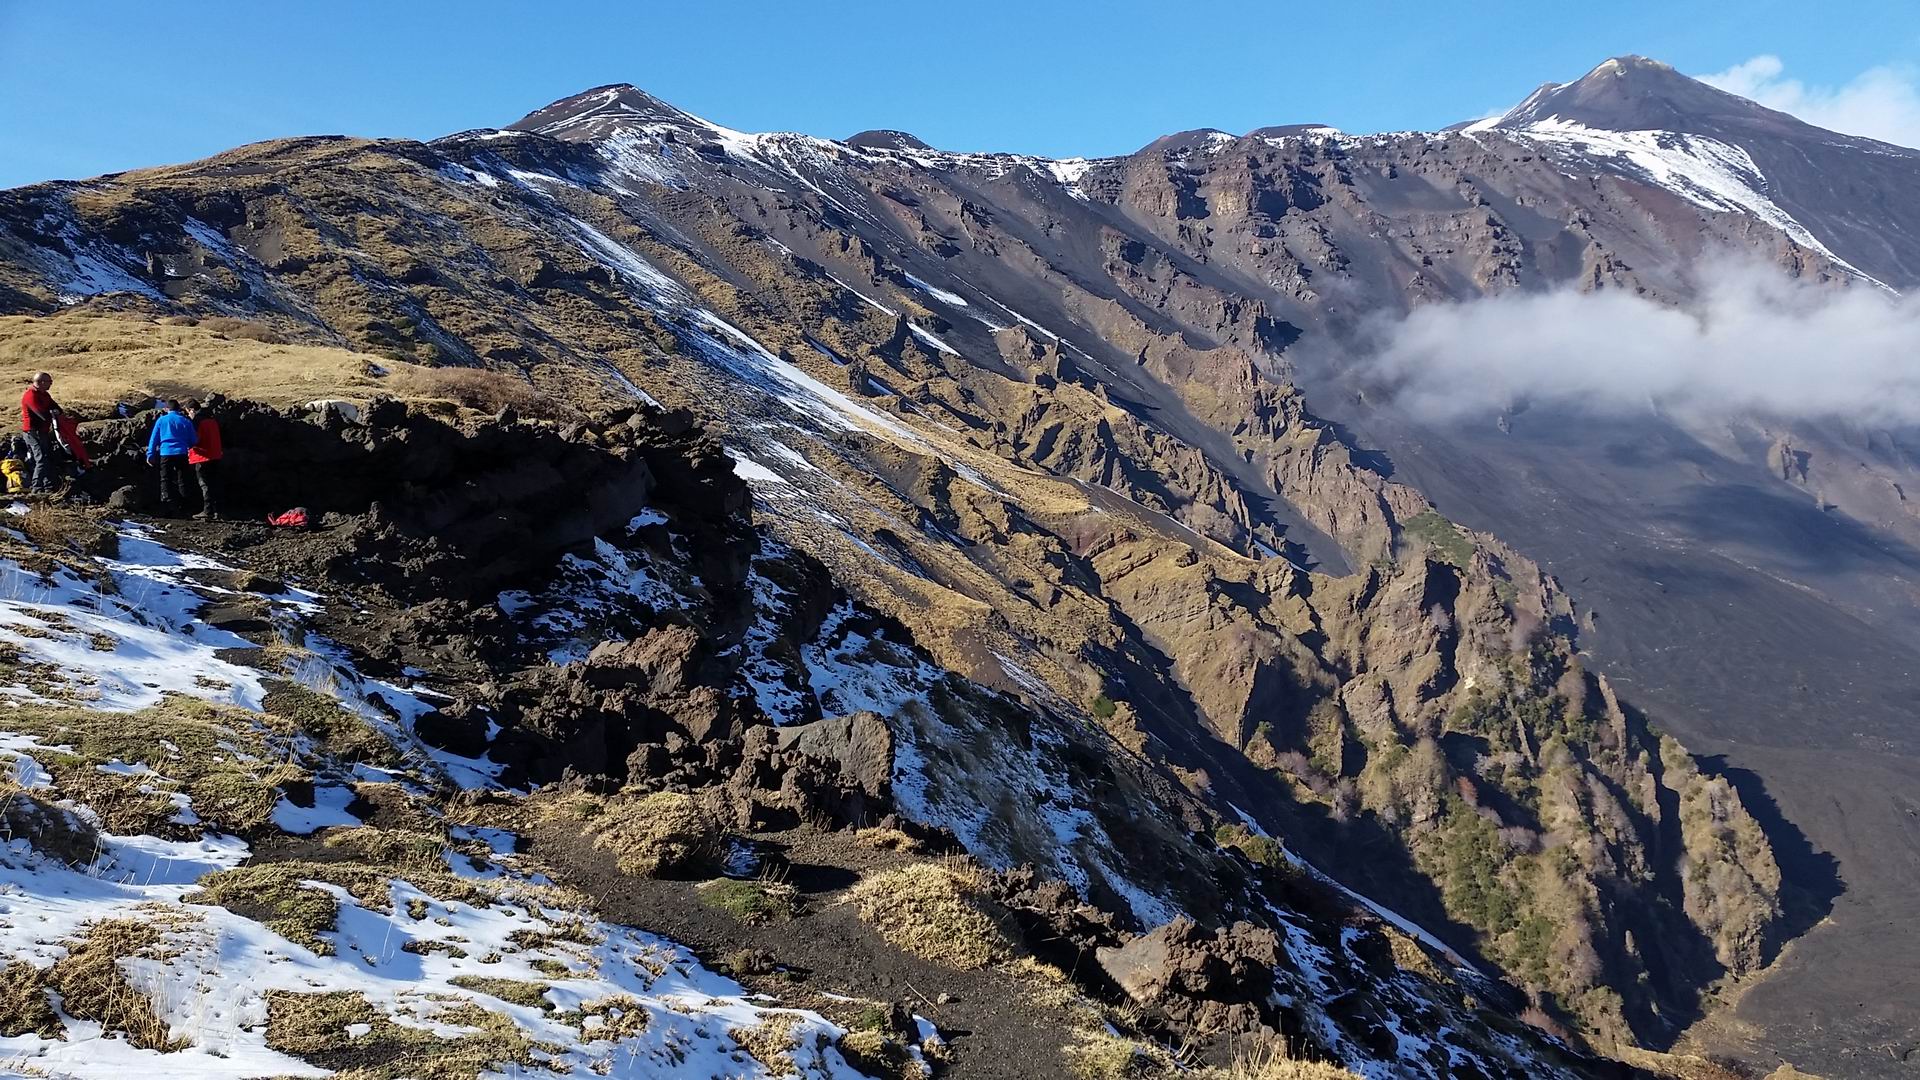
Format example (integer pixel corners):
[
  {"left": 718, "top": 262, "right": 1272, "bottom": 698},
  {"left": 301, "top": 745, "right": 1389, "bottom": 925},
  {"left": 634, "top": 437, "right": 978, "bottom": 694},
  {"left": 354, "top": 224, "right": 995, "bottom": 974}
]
[
  {"left": 185, "top": 399, "right": 224, "bottom": 520},
  {"left": 18, "top": 371, "right": 61, "bottom": 493}
]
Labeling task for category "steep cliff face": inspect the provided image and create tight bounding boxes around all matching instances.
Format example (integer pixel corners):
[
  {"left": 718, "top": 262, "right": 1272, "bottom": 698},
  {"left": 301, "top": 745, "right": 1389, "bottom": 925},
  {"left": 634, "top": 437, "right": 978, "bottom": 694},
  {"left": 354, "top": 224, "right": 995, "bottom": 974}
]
[{"left": 0, "top": 61, "right": 1826, "bottom": 1060}]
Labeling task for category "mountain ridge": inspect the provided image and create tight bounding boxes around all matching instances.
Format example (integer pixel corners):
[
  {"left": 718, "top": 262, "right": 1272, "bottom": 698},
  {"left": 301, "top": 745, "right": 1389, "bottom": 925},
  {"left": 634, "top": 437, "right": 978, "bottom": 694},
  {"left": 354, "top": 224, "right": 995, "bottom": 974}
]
[{"left": 0, "top": 52, "right": 1913, "bottom": 1078}]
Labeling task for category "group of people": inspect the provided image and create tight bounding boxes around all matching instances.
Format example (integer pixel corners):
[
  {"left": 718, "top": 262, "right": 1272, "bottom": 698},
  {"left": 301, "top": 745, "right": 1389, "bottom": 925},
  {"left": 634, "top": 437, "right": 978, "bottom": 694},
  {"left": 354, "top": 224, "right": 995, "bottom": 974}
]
[{"left": 16, "top": 371, "right": 225, "bottom": 519}]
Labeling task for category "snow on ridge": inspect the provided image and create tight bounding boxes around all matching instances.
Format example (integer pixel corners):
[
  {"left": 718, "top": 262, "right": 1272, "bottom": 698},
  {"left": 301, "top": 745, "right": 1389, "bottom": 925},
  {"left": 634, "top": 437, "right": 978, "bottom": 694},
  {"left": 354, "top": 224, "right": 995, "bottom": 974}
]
[
  {"left": 901, "top": 272, "right": 969, "bottom": 307},
  {"left": 1508, "top": 117, "right": 1887, "bottom": 286},
  {"left": 18, "top": 205, "right": 162, "bottom": 304}
]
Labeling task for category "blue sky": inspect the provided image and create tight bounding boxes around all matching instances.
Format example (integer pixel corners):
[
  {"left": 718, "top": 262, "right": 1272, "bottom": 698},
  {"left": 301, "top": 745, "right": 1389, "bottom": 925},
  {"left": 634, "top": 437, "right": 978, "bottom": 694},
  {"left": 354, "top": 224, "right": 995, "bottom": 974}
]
[{"left": 2, "top": 0, "right": 1917, "bottom": 188}]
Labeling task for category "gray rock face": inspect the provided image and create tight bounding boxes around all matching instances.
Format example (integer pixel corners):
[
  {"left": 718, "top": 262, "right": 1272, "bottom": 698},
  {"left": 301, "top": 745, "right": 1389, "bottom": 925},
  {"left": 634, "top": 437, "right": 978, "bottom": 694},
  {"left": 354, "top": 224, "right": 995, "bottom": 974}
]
[{"left": 774, "top": 710, "right": 893, "bottom": 800}]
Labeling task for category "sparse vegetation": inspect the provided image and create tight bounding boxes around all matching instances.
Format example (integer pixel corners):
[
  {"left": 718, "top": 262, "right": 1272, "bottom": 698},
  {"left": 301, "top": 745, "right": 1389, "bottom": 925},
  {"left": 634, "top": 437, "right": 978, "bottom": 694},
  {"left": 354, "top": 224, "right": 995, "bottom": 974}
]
[
  {"left": 1089, "top": 694, "right": 1118, "bottom": 720},
  {"left": 698, "top": 877, "right": 798, "bottom": 925},
  {"left": 1064, "top": 1030, "right": 1169, "bottom": 1078},
  {"left": 185, "top": 864, "right": 344, "bottom": 954},
  {"left": 263, "top": 990, "right": 548, "bottom": 1078},
  {"left": 44, "top": 918, "right": 190, "bottom": 1052},
  {"left": 447, "top": 975, "right": 554, "bottom": 1010},
  {"left": 405, "top": 364, "right": 584, "bottom": 422},
  {"left": 569, "top": 790, "right": 730, "bottom": 878},
  {"left": 729, "top": 1013, "right": 800, "bottom": 1075},
  {"left": 0, "top": 697, "right": 306, "bottom": 837},
  {"left": 846, "top": 860, "right": 1019, "bottom": 970},
  {"left": 567, "top": 994, "right": 651, "bottom": 1040},
  {"left": 1213, "top": 823, "right": 1285, "bottom": 868},
  {"left": 1398, "top": 510, "right": 1475, "bottom": 567},
  {"left": 261, "top": 682, "right": 402, "bottom": 767},
  {"left": 837, "top": 1026, "right": 921, "bottom": 1080},
  {"left": 322, "top": 825, "right": 448, "bottom": 871},
  {"left": 18, "top": 504, "right": 117, "bottom": 557},
  {"left": 0, "top": 961, "right": 61, "bottom": 1038},
  {"left": 852, "top": 825, "right": 920, "bottom": 852}
]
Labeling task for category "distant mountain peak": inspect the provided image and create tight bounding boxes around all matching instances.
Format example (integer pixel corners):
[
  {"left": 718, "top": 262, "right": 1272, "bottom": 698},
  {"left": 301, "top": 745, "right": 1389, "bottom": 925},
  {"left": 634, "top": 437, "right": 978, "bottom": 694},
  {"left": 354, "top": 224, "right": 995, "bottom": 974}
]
[
  {"left": 1136, "top": 128, "right": 1236, "bottom": 156},
  {"left": 845, "top": 129, "right": 932, "bottom": 152},
  {"left": 509, "top": 83, "right": 709, "bottom": 141},
  {"left": 1475, "top": 54, "right": 1804, "bottom": 138}
]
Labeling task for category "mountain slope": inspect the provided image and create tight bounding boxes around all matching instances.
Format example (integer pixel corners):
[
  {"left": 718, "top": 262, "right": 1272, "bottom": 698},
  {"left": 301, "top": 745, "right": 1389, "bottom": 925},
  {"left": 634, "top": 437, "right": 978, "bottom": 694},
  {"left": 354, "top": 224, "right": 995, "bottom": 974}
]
[
  {"left": 0, "top": 54, "right": 1906, "bottom": 1076},
  {"left": 1475, "top": 54, "right": 1920, "bottom": 287},
  {"left": 0, "top": 345, "right": 1631, "bottom": 1079}
]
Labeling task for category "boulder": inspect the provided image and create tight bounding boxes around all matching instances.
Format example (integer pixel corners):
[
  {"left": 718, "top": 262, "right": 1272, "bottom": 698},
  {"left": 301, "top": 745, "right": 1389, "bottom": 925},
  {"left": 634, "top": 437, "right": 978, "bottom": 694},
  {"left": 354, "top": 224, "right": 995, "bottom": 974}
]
[
  {"left": 1095, "top": 918, "right": 1286, "bottom": 1037},
  {"left": 774, "top": 711, "right": 893, "bottom": 799}
]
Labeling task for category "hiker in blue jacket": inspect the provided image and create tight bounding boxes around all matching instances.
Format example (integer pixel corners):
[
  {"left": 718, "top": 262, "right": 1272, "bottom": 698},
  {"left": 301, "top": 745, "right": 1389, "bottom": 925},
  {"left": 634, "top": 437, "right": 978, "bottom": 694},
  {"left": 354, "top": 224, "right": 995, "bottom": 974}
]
[{"left": 146, "top": 399, "right": 198, "bottom": 516}]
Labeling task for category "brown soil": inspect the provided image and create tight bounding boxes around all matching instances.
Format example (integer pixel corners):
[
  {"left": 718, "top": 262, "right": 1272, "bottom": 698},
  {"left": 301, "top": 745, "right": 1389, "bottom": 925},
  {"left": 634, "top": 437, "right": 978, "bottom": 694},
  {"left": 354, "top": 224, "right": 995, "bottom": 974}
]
[{"left": 526, "top": 821, "right": 1093, "bottom": 1079}]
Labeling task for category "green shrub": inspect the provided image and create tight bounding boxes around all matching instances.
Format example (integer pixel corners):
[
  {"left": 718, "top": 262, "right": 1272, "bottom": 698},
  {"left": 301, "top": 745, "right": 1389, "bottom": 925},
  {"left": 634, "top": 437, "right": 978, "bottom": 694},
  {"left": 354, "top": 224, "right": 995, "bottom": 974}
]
[{"left": 1399, "top": 510, "right": 1475, "bottom": 567}]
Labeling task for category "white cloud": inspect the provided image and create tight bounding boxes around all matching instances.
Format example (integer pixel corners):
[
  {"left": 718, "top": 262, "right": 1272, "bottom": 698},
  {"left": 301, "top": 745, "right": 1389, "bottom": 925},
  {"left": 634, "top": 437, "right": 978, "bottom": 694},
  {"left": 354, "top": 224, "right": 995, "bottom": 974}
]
[
  {"left": 1353, "top": 259, "right": 1920, "bottom": 425},
  {"left": 1699, "top": 54, "right": 1920, "bottom": 149}
]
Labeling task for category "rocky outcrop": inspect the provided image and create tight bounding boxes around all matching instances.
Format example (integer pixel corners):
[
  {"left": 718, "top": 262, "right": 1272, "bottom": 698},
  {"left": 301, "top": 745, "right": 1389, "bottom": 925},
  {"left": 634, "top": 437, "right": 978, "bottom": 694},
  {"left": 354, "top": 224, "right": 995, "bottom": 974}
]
[
  {"left": 1097, "top": 918, "right": 1288, "bottom": 1039},
  {"left": 76, "top": 396, "right": 748, "bottom": 604}
]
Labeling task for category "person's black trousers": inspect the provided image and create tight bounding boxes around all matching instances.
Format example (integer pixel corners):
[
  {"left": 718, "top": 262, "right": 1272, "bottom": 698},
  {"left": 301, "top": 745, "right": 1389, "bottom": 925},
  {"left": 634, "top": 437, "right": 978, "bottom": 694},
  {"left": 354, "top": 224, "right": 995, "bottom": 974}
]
[
  {"left": 193, "top": 459, "right": 221, "bottom": 517},
  {"left": 157, "top": 454, "right": 192, "bottom": 512},
  {"left": 22, "top": 430, "right": 55, "bottom": 492}
]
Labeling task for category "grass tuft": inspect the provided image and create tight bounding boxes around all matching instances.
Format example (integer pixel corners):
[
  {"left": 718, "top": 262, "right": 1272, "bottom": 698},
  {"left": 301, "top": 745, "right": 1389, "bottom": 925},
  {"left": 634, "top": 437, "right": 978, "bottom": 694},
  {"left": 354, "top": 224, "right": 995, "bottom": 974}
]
[
  {"left": 18, "top": 505, "right": 118, "bottom": 558},
  {"left": 46, "top": 918, "right": 190, "bottom": 1052},
  {"left": 447, "top": 976, "right": 553, "bottom": 1010},
  {"left": 846, "top": 860, "right": 1019, "bottom": 970},
  {"left": 186, "top": 865, "right": 342, "bottom": 954},
  {"left": 852, "top": 826, "right": 920, "bottom": 852},
  {"left": 264, "top": 990, "right": 550, "bottom": 1078},
  {"left": 697, "top": 878, "right": 799, "bottom": 925},
  {"left": 564, "top": 790, "right": 730, "bottom": 879},
  {"left": 729, "top": 1013, "right": 800, "bottom": 1076}
]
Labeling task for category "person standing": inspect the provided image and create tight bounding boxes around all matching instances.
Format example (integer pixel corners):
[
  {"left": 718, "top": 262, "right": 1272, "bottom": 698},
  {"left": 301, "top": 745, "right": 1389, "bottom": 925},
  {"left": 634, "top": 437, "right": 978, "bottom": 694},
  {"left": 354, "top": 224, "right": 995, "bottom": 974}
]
[
  {"left": 145, "top": 399, "right": 198, "bottom": 515},
  {"left": 184, "top": 399, "right": 223, "bottom": 520},
  {"left": 19, "top": 372, "right": 61, "bottom": 493}
]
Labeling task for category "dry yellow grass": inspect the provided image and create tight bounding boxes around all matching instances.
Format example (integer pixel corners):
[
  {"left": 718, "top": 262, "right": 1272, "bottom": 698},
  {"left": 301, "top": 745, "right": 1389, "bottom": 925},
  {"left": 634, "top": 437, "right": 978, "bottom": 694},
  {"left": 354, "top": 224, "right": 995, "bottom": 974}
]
[
  {"left": 729, "top": 1013, "right": 800, "bottom": 1075},
  {"left": 1193, "top": 1036, "right": 1365, "bottom": 1080},
  {"left": 0, "top": 311, "right": 404, "bottom": 410},
  {"left": 42, "top": 918, "right": 190, "bottom": 1052},
  {"left": 548, "top": 789, "right": 731, "bottom": 879},
  {"left": 0, "top": 310, "right": 571, "bottom": 417},
  {"left": 851, "top": 825, "right": 920, "bottom": 852},
  {"left": 845, "top": 860, "right": 1019, "bottom": 970}
]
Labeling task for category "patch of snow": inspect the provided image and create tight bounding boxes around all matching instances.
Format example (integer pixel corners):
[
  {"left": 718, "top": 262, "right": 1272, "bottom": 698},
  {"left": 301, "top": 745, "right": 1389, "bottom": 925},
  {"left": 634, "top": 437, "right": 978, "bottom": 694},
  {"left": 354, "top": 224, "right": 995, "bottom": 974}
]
[
  {"left": 902, "top": 273, "right": 969, "bottom": 307},
  {"left": 907, "top": 325, "right": 960, "bottom": 356},
  {"left": 0, "top": 544, "right": 266, "bottom": 712},
  {"left": 729, "top": 452, "right": 791, "bottom": 487},
  {"left": 270, "top": 784, "right": 360, "bottom": 835},
  {"left": 1510, "top": 118, "right": 1885, "bottom": 285},
  {"left": 8, "top": 752, "right": 50, "bottom": 790},
  {"left": 0, "top": 825, "right": 872, "bottom": 1078},
  {"left": 759, "top": 440, "right": 822, "bottom": 474},
  {"left": 1042, "top": 158, "right": 1093, "bottom": 199}
]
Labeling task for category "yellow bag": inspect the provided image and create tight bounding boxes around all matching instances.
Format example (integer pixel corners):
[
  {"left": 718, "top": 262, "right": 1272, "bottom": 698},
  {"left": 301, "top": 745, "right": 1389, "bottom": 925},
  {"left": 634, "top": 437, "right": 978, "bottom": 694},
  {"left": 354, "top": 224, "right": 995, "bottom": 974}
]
[{"left": 1, "top": 458, "right": 24, "bottom": 495}]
